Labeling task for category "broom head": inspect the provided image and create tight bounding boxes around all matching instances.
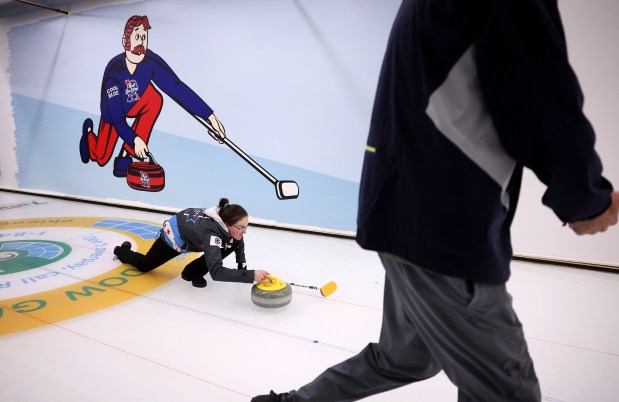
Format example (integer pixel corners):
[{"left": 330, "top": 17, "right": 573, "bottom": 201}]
[{"left": 320, "top": 281, "right": 337, "bottom": 297}]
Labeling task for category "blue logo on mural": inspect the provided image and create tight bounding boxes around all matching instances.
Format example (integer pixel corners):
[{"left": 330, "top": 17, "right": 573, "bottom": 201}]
[{"left": 124, "top": 79, "right": 140, "bottom": 103}]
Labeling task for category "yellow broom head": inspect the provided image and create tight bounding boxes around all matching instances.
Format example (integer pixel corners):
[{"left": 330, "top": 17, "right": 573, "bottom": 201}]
[{"left": 320, "top": 281, "right": 337, "bottom": 297}]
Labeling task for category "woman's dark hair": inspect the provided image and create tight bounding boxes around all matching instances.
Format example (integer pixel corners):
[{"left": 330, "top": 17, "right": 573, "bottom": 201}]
[{"left": 218, "top": 197, "right": 248, "bottom": 226}]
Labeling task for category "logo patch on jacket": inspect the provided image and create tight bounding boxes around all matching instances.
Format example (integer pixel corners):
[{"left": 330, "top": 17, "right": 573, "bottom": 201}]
[{"left": 210, "top": 236, "right": 223, "bottom": 248}]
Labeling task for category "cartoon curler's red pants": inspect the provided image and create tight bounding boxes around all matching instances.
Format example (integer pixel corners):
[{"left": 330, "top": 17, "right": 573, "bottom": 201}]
[{"left": 87, "top": 84, "right": 163, "bottom": 166}]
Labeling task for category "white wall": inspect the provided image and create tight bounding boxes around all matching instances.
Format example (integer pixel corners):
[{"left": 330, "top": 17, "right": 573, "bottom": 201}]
[
  {"left": 1, "top": 0, "right": 618, "bottom": 266},
  {"left": 0, "top": 0, "right": 399, "bottom": 233},
  {"left": 510, "top": 0, "right": 619, "bottom": 266},
  {"left": 0, "top": 17, "right": 17, "bottom": 185}
]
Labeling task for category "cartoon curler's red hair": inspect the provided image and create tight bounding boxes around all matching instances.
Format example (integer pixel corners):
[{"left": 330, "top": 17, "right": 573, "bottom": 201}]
[{"left": 123, "top": 15, "right": 151, "bottom": 51}]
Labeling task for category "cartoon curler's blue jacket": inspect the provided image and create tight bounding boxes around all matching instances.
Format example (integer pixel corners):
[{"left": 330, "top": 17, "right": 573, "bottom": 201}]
[{"left": 100, "top": 50, "right": 213, "bottom": 146}]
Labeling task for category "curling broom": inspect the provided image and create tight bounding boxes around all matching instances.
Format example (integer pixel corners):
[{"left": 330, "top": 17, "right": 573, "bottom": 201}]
[{"left": 289, "top": 281, "right": 337, "bottom": 297}]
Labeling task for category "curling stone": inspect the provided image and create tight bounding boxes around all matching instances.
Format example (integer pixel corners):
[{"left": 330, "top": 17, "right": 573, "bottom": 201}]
[{"left": 251, "top": 275, "right": 292, "bottom": 308}]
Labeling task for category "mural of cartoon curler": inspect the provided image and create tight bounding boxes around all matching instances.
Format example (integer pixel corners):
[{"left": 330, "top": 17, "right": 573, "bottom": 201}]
[{"left": 79, "top": 14, "right": 298, "bottom": 200}]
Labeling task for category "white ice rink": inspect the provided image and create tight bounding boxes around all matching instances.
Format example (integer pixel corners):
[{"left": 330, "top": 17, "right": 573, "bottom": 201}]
[{"left": 1, "top": 190, "right": 618, "bottom": 402}]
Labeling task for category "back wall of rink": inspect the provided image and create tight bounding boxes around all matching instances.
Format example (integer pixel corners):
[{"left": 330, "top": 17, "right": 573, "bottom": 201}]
[{"left": 0, "top": 0, "right": 618, "bottom": 267}]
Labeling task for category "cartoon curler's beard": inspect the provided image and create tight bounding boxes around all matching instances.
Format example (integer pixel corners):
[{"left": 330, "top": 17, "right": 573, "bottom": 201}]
[{"left": 131, "top": 45, "right": 146, "bottom": 55}]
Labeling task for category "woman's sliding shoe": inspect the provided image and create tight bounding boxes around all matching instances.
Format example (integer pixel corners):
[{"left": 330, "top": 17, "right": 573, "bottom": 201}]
[
  {"left": 191, "top": 277, "right": 207, "bottom": 288},
  {"left": 113, "top": 241, "right": 132, "bottom": 262}
]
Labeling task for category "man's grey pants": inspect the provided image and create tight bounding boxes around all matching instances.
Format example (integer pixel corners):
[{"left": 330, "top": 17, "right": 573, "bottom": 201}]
[{"left": 287, "top": 253, "right": 541, "bottom": 401}]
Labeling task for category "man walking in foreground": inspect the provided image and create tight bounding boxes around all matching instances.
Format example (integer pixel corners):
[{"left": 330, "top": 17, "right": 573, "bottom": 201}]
[{"left": 253, "top": 0, "right": 618, "bottom": 400}]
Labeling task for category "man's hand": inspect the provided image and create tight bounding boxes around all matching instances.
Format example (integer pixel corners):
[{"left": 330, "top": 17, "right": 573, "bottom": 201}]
[
  {"left": 569, "top": 191, "right": 619, "bottom": 235},
  {"left": 133, "top": 137, "right": 149, "bottom": 159},
  {"left": 207, "top": 114, "right": 226, "bottom": 144}
]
